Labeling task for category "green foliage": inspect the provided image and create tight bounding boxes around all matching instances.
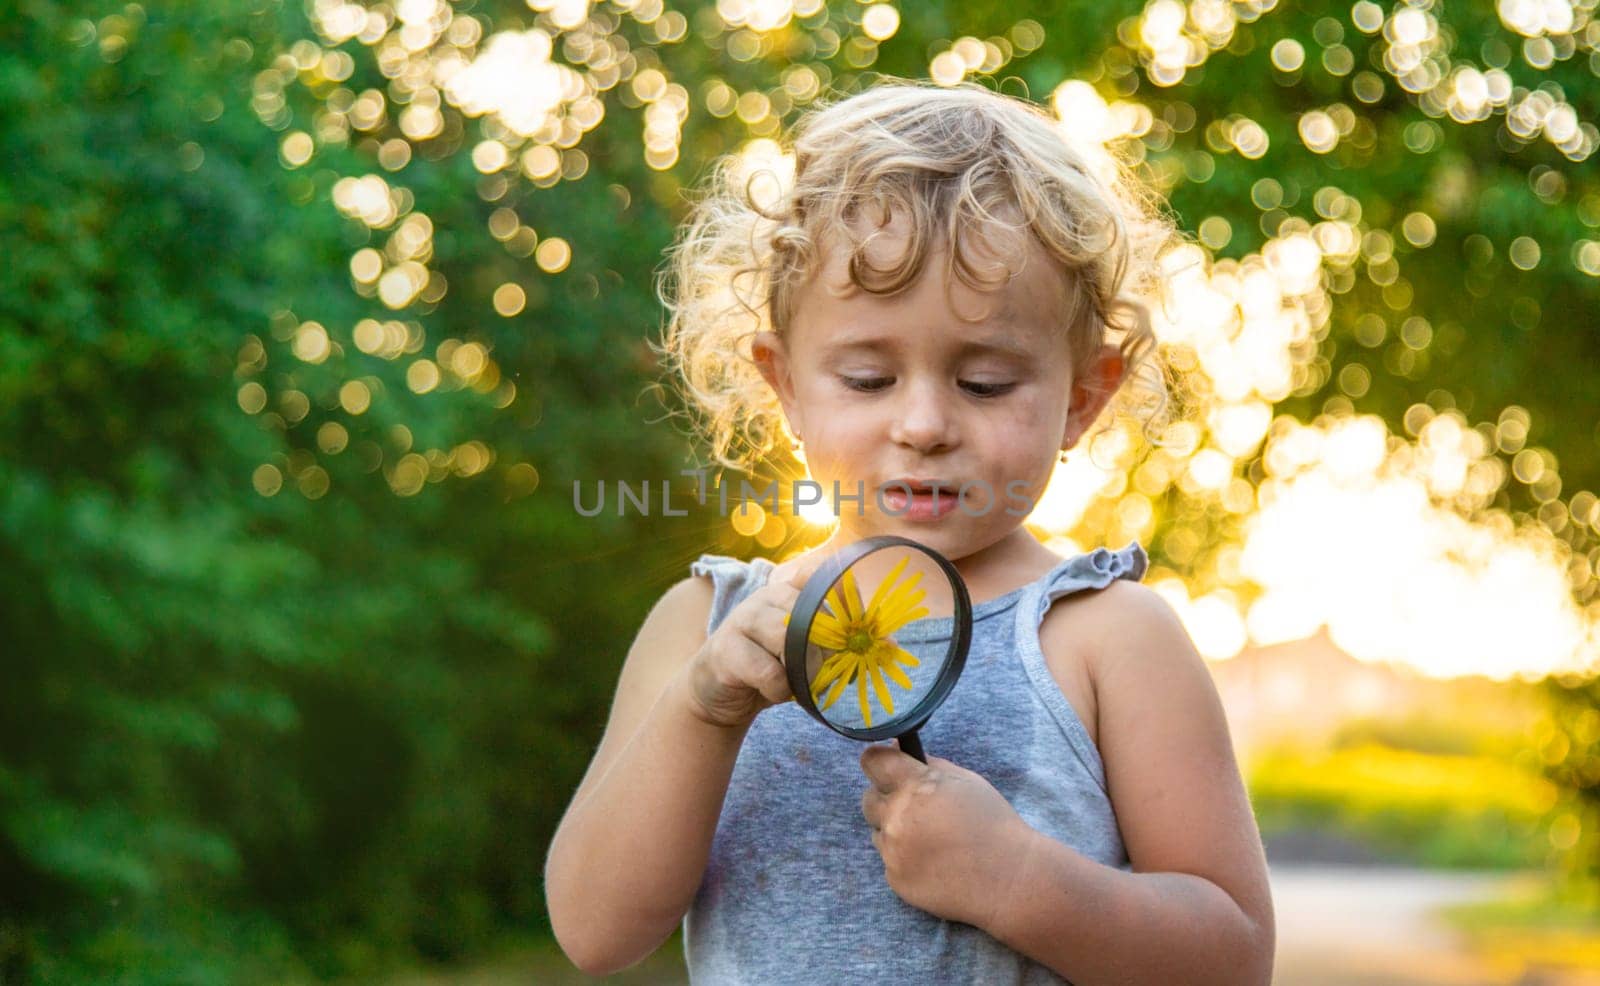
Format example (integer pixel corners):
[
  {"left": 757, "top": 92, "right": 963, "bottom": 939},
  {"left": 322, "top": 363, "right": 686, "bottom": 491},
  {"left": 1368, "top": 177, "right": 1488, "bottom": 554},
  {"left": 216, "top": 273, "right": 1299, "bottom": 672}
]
[
  {"left": 1159, "top": 8, "right": 1600, "bottom": 500},
  {"left": 1539, "top": 674, "right": 1600, "bottom": 900},
  {"left": 1330, "top": 706, "right": 1536, "bottom": 759},
  {"left": 0, "top": 2, "right": 681, "bottom": 981},
  {"left": 1438, "top": 875, "right": 1600, "bottom": 968},
  {"left": 1248, "top": 741, "right": 1558, "bottom": 869}
]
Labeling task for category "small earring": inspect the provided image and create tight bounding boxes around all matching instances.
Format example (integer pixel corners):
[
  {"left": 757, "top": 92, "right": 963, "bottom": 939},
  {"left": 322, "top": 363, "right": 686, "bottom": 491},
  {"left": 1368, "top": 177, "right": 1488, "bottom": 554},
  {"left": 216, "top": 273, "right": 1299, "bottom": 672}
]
[{"left": 1058, "top": 450, "right": 1069, "bottom": 464}]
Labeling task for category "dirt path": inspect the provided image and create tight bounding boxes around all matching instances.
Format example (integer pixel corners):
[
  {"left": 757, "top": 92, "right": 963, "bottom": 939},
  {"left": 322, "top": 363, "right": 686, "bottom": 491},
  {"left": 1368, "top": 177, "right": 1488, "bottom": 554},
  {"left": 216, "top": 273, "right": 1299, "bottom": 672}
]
[{"left": 1270, "top": 864, "right": 1600, "bottom": 986}]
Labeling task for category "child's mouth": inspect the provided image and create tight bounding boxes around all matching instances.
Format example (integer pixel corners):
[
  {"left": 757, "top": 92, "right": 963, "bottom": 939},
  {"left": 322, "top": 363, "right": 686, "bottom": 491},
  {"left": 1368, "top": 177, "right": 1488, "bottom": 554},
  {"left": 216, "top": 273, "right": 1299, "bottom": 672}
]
[{"left": 879, "top": 485, "right": 961, "bottom": 521}]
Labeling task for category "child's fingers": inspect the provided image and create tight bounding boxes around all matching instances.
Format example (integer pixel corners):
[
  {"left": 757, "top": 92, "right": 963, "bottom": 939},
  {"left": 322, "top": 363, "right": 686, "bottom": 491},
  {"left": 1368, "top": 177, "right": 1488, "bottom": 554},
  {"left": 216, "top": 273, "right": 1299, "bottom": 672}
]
[
  {"left": 860, "top": 784, "right": 886, "bottom": 831},
  {"left": 860, "top": 741, "right": 922, "bottom": 793},
  {"left": 721, "top": 631, "right": 791, "bottom": 705},
  {"left": 740, "top": 596, "right": 796, "bottom": 658}
]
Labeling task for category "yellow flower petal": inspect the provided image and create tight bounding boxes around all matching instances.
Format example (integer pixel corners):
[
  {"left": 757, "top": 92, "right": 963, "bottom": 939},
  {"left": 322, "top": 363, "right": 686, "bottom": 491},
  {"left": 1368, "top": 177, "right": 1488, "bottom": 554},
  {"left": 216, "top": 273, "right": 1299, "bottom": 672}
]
[
  {"left": 819, "top": 588, "right": 852, "bottom": 623},
  {"left": 877, "top": 647, "right": 914, "bottom": 690},
  {"left": 877, "top": 589, "right": 928, "bottom": 633},
  {"left": 818, "top": 668, "right": 850, "bottom": 711},
  {"left": 808, "top": 619, "right": 850, "bottom": 651},
  {"left": 838, "top": 565, "right": 864, "bottom": 621},
  {"left": 866, "top": 658, "right": 895, "bottom": 717},
  {"left": 887, "top": 642, "right": 921, "bottom": 668},
  {"left": 823, "top": 585, "right": 850, "bottom": 624},
  {"left": 865, "top": 555, "right": 912, "bottom": 615},
  {"left": 811, "top": 650, "right": 853, "bottom": 692},
  {"left": 794, "top": 558, "right": 946, "bottom": 727},
  {"left": 811, "top": 607, "right": 850, "bottom": 636},
  {"left": 877, "top": 568, "right": 924, "bottom": 613},
  {"left": 887, "top": 606, "right": 930, "bottom": 635},
  {"left": 892, "top": 568, "right": 925, "bottom": 600}
]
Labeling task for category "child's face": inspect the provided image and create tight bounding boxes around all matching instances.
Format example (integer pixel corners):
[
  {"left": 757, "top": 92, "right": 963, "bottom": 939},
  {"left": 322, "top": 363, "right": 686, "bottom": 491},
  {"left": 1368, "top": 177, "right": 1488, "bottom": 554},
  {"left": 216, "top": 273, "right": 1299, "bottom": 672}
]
[{"left": 752, "top": 214, "right": 1124, "bottom": 559}]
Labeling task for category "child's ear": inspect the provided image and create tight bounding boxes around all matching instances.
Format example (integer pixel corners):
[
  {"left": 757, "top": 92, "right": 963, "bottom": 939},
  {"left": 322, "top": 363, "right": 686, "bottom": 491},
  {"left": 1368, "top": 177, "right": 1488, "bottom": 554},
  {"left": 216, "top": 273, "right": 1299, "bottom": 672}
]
[
  {"left": 750, "top": 330, "right": 805, "bottom": 438},
  {"left": 1060, "top": 344, "right": 1126, "bottom": 451}
]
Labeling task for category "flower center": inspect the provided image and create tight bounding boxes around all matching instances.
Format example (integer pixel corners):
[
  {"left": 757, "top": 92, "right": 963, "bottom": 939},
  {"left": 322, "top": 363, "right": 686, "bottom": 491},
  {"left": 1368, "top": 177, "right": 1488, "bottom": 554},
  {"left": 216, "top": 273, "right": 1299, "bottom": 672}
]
[{"left": 845, "top": 627, "right": 875, "bottom": 654}]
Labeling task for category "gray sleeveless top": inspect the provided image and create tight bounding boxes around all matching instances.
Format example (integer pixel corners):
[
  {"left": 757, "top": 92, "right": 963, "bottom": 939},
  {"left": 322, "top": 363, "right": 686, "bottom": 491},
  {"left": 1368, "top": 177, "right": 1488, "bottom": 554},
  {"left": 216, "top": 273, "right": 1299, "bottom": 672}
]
[{"left": 682, "top": 541, "right": 1149, "bottom": 985}]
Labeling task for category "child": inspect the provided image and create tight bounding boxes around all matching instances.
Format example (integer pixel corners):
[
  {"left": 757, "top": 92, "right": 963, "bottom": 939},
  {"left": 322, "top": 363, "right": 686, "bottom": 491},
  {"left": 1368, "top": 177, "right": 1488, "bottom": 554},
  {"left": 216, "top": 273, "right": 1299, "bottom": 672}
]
[{"left": 544, "top": 78, "right": 1274, "bottom": 985}]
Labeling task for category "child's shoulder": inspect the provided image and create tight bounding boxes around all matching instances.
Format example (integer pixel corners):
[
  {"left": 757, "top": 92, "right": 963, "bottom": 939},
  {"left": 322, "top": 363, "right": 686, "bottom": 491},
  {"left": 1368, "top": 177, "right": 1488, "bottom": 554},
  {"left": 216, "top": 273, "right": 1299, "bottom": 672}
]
[
  {"left": 1031, "top": 541, "right": 1151, "bottom": 627},
  {"left": 644, "top": 567, "right": 718, "bottom": 645},
  {"left": 1042, "top": 557, "right": 1215, "bottom": 755},
  {"left": 1035, "top": 542, "right": 1174, "bottom": 667},
  {"left": 1044, "top": 575, "right": 1177, "bottom": 666}
]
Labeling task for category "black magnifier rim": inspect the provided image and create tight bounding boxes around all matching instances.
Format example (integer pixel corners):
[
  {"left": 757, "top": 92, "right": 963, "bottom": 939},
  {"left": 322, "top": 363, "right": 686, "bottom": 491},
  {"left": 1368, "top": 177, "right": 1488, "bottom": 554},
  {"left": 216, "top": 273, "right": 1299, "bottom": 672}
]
[{"left": 784, "top": 535, "right": 972, "bottom": 742}]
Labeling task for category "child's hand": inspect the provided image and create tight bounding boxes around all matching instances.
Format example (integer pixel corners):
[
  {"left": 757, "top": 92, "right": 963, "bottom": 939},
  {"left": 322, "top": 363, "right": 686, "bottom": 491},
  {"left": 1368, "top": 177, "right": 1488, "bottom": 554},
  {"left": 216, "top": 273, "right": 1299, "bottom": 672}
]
[
  {"left": 680, "top": 551, "right": 828, "bottom": 729},
  {"left": 859, "top": 742, "right": 1035, "bottom": 930}
]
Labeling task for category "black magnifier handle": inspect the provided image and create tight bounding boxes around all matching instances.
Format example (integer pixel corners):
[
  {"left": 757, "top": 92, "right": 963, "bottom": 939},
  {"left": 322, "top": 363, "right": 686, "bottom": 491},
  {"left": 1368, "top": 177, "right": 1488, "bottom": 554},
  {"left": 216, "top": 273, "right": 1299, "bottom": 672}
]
[{"left": 896, "top": 730, "right": 926, "bottom": 764}]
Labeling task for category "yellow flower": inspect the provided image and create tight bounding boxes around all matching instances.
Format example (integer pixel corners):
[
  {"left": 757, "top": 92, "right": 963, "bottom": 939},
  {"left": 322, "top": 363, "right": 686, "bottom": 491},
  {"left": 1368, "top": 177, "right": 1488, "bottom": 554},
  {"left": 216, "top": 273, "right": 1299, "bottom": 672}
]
[{"left": 802, "top": 555, "right": 930, "bottom": 727}]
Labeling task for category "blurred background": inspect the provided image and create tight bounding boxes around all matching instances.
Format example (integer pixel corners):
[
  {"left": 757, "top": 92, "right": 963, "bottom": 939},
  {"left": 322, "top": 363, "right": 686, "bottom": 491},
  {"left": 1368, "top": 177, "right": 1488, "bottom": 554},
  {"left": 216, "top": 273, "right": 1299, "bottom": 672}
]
[{"left": 3, "top": 0, "right": 1599, "bottom": 983}]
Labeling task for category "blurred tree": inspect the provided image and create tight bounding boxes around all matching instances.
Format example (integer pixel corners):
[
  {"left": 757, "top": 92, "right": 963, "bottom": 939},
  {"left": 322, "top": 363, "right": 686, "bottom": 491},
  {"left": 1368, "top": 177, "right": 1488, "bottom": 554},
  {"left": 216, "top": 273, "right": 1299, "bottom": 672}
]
[
  {"left": 0, "top": 2, "right": 685, "bottom": 981},
  {"left": 1540, "top": 674, "right": 1600, "bottom": 904}
]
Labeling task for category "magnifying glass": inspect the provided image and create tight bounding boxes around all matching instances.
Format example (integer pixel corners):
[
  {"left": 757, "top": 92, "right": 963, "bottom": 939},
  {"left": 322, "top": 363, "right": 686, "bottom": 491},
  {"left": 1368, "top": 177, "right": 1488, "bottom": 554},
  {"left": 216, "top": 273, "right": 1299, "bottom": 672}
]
[{"left": 783, "top": 536, "right": 972, "bottom": 763}]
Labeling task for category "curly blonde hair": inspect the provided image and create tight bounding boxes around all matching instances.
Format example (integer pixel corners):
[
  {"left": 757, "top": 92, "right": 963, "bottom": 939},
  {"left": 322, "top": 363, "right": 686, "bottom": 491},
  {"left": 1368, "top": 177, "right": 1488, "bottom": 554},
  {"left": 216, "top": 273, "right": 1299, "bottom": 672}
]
[{"left": 653, "top": 76, "right": 1181, "bottom": 476}]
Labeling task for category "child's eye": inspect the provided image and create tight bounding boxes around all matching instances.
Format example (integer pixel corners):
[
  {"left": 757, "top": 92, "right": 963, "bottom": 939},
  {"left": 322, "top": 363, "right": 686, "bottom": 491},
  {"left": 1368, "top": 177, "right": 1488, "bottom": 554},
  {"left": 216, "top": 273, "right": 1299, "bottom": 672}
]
[
  {"left": 960, "top": 380, "right": 1016, "bottom": 398},
  {"left": 840, "top": 375, "right": 894, "bottom": 393}
]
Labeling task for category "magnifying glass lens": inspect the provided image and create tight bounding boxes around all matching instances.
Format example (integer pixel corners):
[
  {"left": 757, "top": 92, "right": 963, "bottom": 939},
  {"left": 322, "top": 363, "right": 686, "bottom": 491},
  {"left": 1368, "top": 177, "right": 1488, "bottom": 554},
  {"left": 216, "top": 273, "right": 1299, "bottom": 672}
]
[{"left": 801, "top": 545, "right": 958, "bottom": 733}]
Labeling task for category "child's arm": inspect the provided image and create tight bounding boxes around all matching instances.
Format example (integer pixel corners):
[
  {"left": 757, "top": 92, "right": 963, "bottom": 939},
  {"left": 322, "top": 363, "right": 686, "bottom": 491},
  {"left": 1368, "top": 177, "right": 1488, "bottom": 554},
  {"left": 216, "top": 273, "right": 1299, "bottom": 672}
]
[
  {"left": 859, "top": 580, "right": 1273, "bottom": 985},
  {"left": 543, "top": 554, "right": 822, "bottom": 976},
  {"left": 990, "top": 580, "right": 1272, "bottom": 983}
]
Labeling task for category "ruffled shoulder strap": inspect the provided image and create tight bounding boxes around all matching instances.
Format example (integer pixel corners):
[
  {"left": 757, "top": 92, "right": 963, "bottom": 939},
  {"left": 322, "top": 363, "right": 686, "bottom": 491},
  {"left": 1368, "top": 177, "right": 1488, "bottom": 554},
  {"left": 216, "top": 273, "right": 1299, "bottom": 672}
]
[
  {"left": 1021, "top": 541, "right": 1149, "bottom": 628},
  {"left": 689, "top": 553, "right": 775, "bottom": 638}
]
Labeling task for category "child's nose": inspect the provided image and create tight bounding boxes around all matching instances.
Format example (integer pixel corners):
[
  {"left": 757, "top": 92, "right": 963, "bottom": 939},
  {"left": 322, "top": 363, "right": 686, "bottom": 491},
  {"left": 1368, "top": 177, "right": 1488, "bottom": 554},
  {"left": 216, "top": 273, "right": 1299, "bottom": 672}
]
[{"left": 888, "top": 379, "right": 958, "bottom": 453}]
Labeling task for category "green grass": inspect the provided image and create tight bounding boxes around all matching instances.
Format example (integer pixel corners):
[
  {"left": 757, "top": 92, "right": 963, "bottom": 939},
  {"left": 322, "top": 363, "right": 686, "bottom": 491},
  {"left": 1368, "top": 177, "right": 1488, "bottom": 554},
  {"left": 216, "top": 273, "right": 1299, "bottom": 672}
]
[
  {"left": 1439, "top": 874, "right": 1600, "bottom": 973},
  {"left": 1247, "top": 741, "right": 1561, "bottom": 869}
]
